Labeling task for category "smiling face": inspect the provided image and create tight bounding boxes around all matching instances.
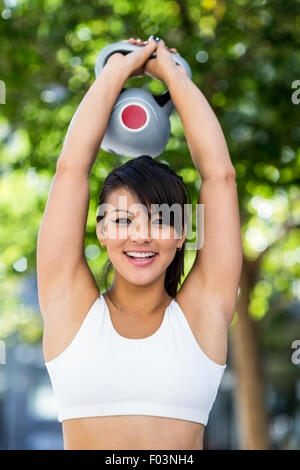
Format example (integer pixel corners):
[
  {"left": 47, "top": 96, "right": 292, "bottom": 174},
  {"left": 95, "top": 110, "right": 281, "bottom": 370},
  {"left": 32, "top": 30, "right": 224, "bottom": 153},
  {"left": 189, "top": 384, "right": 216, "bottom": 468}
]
[{"left": 96, "top": 187, "right": 186, "bottom": 286}]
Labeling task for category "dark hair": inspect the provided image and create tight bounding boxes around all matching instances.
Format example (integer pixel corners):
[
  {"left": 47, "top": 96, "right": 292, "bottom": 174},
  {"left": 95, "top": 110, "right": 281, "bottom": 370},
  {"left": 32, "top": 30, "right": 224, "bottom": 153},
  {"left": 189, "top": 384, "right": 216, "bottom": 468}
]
[{"left": 96, "top": 155, "right": 191, "bottom": 298}]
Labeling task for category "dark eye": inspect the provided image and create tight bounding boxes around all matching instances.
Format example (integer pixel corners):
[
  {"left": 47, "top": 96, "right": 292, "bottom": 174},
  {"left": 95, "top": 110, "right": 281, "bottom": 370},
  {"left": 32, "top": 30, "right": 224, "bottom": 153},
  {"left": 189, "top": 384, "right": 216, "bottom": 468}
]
[{"left": 115, "top": 218, "right": 131, "bottom": 224}]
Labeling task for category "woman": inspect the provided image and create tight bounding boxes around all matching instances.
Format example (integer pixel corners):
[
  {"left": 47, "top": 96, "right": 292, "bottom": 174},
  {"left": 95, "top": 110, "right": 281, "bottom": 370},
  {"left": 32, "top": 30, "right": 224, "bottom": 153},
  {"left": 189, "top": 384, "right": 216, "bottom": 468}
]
[{"left": 37, "top": 35, "right": 243, "bottom": 450}]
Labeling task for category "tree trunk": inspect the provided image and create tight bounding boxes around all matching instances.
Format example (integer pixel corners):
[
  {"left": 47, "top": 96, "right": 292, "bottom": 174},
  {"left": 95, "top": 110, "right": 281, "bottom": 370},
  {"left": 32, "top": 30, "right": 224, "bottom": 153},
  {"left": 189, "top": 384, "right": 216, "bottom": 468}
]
[{"left": 230, "top": 257, "right": 270, "bottom": 449}]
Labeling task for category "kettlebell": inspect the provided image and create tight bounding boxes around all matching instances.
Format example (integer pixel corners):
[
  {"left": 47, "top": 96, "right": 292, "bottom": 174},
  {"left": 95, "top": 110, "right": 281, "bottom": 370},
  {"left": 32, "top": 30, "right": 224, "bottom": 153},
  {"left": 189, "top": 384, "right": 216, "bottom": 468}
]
[{"left": 94, "top": 41, "right": 192, "bottom": 158}]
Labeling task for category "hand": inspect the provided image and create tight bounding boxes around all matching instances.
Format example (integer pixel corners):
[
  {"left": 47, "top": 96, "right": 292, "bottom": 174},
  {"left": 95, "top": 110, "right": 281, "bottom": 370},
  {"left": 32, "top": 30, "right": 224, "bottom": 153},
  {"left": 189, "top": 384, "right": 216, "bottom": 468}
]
[
  {"left": 127, "top": 38, "right": 186, "bottom": 81},
  {"left": 143, "top": 37, "right": 187, "bottom": 84},
  {"left": 105, "top": 36, "right": 159, "bottom": 79}
]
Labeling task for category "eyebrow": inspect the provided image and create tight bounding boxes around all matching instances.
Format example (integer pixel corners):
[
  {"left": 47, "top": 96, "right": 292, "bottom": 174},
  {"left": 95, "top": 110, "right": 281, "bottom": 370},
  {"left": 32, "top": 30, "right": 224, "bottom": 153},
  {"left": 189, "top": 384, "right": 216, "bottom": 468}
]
[
  {"left": 112, "top": 209, "right": 135, "bottom": 216},
  {"left": 112, "top": 209, "right": 161, "bottom": 216}
]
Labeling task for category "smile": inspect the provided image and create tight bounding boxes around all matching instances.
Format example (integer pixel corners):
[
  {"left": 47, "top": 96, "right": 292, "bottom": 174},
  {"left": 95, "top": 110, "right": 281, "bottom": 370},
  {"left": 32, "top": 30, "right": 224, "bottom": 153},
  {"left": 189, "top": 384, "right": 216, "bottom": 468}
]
[{"left": 124, "top": 252, "right": 158, "bottom": 266}]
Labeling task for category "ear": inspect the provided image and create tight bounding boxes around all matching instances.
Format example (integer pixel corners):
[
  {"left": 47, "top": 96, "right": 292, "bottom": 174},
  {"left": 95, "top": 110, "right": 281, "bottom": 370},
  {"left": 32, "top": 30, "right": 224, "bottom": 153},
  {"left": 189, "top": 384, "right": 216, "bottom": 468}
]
[
  {"left": 177, "top": 233, "right": 186, "bottom": 250},
  {"left": 96, "top": 223, "right": 106, "bottom": 245}
]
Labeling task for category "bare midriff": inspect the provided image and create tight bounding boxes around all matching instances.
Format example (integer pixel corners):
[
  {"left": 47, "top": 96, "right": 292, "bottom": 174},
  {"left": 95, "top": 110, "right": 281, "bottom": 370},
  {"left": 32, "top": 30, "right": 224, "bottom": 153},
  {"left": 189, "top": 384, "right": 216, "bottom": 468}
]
[{"left": 62, "top": 415, "right": 205, "bottom": 450}]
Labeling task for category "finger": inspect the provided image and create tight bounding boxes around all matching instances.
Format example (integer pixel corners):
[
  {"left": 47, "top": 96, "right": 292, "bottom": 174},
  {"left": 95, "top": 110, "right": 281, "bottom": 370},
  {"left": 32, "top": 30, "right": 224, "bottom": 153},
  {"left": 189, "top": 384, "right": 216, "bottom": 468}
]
[
  {"left": 129, "top": 37, "right": 157, "bottom": 62},
  {"left": 138, "top": 39, "right": 157, "bottom": 60},
  {"left": 123, "top": 38, "right": 152, "bottom": 53},
  {"left": 134, "top": 39, "right": 148, "bottom": 47},
  {"left": 128, "top": 38, "right": 145, "bottom": 46},
  {"left": 122, "top": 38, "right": 145, "bottom": 49},
  {"left": 156, "top": 41, "right": 166, "bottom": 50},
  {"left": 158, "top": 40, "right": 174, "bottom": 52}
]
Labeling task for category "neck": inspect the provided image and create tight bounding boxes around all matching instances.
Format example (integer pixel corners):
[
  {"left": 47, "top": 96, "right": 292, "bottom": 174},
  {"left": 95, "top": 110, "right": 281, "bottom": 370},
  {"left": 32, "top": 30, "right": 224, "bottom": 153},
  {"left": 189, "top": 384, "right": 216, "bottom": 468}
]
[{"left": 106, "top": 276, "right": 171, "bottom": 317}]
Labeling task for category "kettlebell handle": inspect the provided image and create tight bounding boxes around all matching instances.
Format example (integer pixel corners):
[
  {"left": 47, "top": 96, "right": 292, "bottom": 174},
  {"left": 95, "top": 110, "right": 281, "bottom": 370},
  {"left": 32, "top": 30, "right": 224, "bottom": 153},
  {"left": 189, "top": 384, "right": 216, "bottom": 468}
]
[{"left": 95, "top": 42, "right": 192, "bottom": 82}]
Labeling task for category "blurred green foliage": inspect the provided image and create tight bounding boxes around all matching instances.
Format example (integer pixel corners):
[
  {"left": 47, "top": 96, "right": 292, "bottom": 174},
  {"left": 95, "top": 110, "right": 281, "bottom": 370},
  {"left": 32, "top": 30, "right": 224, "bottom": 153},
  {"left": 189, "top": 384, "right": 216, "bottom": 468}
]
[{"left": 0, "top": 0, "right": 300, "bottom": 395}]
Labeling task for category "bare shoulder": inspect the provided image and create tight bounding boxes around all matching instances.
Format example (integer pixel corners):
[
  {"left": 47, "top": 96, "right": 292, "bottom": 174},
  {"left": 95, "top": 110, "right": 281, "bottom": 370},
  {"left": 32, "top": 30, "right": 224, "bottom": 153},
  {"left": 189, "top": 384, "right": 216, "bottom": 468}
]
[
  {"left": 174, "top": 262, "right": 230, "bottom": 367},
  {"left": 41, "top": 262, "right": 100, "bottom": 363}
]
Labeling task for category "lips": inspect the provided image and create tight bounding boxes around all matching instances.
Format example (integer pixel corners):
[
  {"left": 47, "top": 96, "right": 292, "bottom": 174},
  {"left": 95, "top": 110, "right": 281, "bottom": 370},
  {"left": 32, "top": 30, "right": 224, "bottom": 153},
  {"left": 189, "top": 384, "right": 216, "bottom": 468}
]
[{"left": 124, "top": 252, "right": 158, "bottom": 267}]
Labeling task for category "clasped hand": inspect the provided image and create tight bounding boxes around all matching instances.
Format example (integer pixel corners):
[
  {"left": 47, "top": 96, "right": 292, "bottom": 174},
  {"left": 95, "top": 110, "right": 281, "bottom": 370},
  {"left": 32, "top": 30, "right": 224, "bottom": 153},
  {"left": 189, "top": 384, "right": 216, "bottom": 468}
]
[{"left": 106, "top": 36, "right": 187, "bottom": 84}]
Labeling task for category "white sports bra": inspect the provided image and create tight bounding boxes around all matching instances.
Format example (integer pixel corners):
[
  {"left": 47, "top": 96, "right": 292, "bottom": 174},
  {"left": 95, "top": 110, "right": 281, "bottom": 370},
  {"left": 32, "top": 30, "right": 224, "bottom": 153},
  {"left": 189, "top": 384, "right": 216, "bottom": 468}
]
[{"left": 44, "top": 294, "right": 227, "bottom": 426}]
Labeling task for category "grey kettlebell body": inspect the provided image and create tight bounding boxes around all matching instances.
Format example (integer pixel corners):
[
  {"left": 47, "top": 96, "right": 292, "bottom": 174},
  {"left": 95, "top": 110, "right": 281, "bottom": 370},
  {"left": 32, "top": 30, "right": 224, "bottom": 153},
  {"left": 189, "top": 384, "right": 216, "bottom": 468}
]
[{"left": 95, "top": 41, "right": 192, "bottom": 158}]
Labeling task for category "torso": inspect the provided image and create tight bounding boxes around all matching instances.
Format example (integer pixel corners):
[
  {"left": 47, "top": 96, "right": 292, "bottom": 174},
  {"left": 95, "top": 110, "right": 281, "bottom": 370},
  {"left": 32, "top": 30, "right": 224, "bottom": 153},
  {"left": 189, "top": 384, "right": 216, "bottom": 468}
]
[{"left": 43, "top": 288, "right": 228, "bottom": 450}]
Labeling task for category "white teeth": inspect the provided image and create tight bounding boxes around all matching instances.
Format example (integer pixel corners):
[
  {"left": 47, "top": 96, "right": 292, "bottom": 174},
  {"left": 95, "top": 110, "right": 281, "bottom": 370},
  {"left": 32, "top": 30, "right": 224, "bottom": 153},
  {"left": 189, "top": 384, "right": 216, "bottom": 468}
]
[{"left": 125, "top": 251, "right": 156, "bottom": 258}]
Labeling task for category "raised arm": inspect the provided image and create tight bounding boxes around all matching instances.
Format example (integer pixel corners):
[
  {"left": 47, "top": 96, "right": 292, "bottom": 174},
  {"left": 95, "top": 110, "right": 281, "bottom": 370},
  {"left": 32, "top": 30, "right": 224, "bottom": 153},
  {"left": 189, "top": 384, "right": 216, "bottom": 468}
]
[
  {"left": 37, "top": 62, "right": 129, "bottom": 316},
  {"left": 165, "top": 69, "right": 243, "bottom": 326},
  {"left": 37, "top": 38, "right": 160, "bottom": 318}
]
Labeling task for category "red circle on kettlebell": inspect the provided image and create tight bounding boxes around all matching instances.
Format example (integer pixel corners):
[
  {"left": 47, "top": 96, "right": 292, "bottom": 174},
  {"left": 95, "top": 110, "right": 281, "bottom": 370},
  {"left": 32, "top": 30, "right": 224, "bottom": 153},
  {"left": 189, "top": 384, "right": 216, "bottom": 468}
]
[{"left": 121, "top": 105, "right": 147, "bottom": 129}]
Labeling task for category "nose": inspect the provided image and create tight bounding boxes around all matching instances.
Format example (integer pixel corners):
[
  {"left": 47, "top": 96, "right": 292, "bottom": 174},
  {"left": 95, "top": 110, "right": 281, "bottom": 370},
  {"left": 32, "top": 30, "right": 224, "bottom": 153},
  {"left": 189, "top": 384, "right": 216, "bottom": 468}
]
[{"left": 128, "top": 217, "right": 152, "bottom": 242}]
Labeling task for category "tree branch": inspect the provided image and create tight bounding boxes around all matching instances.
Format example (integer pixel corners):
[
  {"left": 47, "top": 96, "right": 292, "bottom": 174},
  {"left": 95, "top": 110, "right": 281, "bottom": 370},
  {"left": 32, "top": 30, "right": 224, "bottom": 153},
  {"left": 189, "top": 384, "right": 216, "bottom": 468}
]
[{"left": 242, "top": 220, "right": 300, "bottom": 289}]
